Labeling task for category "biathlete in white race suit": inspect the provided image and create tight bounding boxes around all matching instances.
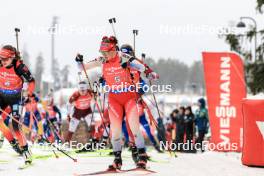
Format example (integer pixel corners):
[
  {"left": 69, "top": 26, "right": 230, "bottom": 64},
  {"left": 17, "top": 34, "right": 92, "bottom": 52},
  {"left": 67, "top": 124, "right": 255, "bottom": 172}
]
[
  {"left": 76, "top": 36, "right": 152, "bottom": 169},
  {"left": 65, "top": 81, "right": 95, "bottom": 144}
]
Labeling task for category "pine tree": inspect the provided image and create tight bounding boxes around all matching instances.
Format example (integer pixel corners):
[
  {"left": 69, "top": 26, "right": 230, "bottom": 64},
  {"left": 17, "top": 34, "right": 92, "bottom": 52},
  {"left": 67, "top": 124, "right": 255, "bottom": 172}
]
[
  {"left": 188, "top": 61, "right": 205, "bottom": 94},
  {"left": 219, "top": 1, "right": 264, "bottom": 94},
  {"left": 22, "top": 47, "right": 30, "bottom": 67}
]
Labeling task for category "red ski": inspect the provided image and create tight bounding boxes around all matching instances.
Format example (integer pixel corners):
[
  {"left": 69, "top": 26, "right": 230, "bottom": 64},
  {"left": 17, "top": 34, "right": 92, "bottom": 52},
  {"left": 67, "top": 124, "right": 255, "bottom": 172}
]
[{"left": 74, "top": 167, "right": 156, "bottom": 175}]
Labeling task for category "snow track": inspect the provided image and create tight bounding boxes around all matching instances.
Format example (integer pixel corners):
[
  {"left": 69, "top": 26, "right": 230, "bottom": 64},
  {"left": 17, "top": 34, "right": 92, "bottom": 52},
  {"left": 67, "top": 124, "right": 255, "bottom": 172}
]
[{"left": 0, "top": 143, "right": 263, "bottom": 176}]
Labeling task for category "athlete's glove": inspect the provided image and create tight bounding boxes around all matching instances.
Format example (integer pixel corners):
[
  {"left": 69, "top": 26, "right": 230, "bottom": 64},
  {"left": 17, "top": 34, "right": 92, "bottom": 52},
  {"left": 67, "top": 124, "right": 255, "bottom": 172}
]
[
  {"left": 95, "top": 56, "right": 106, "bottom": 63},
  {"left": 23, "top": 96, "right": 30, "bottom": 104},
  {"left": 147, "top": 71, "right": 159, "bottom": 80},
  {"left": 120, "top": 52, "right": 135, "bottom": 68},
  {"left": 99, "top": 77, "right": 105, "bottom": 85},
  {"left": 67, "top": 115, "right": 71, "bottom": 123},
  {"left": 75, "top": 54, "right": 83, "bottom": 63}
]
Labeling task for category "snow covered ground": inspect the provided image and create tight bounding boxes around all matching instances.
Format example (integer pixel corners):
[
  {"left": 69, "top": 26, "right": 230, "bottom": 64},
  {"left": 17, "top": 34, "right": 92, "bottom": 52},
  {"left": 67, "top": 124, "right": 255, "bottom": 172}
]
[{"left": 0, "top": 142, "right": 263, "bottom": 176}]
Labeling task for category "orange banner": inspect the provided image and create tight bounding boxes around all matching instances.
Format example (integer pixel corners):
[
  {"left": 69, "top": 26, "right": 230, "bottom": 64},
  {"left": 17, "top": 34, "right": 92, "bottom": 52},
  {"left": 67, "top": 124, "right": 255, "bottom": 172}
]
[{"left": 202, "top": 52, "right": 246, "bottom": 152}]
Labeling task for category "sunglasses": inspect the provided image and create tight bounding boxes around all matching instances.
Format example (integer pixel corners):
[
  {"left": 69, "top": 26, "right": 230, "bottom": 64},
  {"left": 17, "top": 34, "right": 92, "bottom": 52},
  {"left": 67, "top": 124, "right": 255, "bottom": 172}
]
[{"left": 100, "top": 50, "right": 112, "bottom": 56}]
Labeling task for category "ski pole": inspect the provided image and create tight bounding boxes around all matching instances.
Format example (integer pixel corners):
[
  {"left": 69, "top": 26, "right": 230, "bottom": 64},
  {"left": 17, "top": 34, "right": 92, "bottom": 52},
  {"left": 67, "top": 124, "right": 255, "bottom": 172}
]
[
  {"left": 30, "top": 113, "right": 77, "bottom": 161},
  {"left": 14, "top": 28, "right": 26, "bottom": 118},
  {"left": 79, "top": 61, "right": 110, "bottom": 138},
  {"left": 29, "top": 109, "right": 68, "bottom": 160},
  {"left": 102, "top": 92, "right": 106, "bottom": 113},
  {"left": 87, "top": 102, "right": 96, "bottom": 132},
  {"left": 0, "top": 108, "right": 77, "bottom": 162},
  {"left": 141, "top": 53, "right": 162, "bottom": 119},
  {"left": 93, "top": 81, "right": 104, "bottom": 111},
  {"left": 132, "top": 29, "right": 138, "bottom": 56},
  {"left": 141, "top": 53, "right": 176, "bottom": 157},
  {"left": 141, "top": 100, "right": 176, "bottom": 157},
  {"left": 30, "top": 111, "right": 77, "bottom": 161},
  {"left": 108, "top": 18, "right": 117, "bottom": 40},
  {"left": 143, "top": 95, "right": 166, "bottom": 117},
  {"left": 75, "top": 54, "right": 109, "bottom": 137},
  {"left": 141, "top": 53, "right": 146, "bottom": 62},
  {"left": 42, "top": 132, "right": 59, "bottom": 159},
  {"left": 46, "top": 118, "right": 64, "bottom": 142},
  {"left": 14, "top": 28, "right": 20, "bottom": 56}
]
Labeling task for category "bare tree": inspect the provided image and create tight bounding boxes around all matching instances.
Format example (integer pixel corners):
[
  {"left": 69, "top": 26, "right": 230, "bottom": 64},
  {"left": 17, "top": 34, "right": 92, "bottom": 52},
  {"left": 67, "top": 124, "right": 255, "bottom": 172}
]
[
  {"left": 61, "top": 65, "right": 70, "bottom": 88},
  {"left": 34, "top": 53, "right": 44, "bottom": 92}
]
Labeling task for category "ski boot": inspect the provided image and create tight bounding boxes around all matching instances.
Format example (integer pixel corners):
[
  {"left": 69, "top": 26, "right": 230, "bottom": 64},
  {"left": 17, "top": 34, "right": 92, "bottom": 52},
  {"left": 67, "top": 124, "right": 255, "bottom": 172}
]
[
  {"left": 10, "top": 139, "right": 22, "bottom": 155},
  {"left": 123, "top": 141, "right": 129, "bottom": 148},
  {"left": 100, "top": 136, "right": 108, "bottom": 149},
  {"left": 130, "top": 146, "right": 139, "bottom": 164},
  {"left": 137, "top": 148, "right": 148, "bottom": 169},
  {"left": 89, "top": 138, "right": 99, "bottom": 151},
  {"left": 108, "top": 151, "right": 122, "bottom": 171},
  {"left": 108, "top": 144, "right": 114, "bottom": 155},
  {"left": 21, "top": 144, "right": 32, "bottom": 165},
  {"left": 0, "top": 133, "right": 4, "bottom": 148},
  {"left": 154, "top": 144, "right": 164, "bottom": 153},
  {"left": 37, "top": 137, "right": 46, "bottom": 145}
]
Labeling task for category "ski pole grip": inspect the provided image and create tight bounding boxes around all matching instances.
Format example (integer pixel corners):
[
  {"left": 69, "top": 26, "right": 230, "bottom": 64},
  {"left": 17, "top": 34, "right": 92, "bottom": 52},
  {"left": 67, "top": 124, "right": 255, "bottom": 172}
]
[{"left": 15, "top": 28, "right": 20, "bottom": 33}]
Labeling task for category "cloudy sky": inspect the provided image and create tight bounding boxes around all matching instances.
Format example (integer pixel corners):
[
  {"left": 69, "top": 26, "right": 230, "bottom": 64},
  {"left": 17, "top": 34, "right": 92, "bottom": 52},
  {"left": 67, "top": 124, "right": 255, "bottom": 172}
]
[{"left": 1, "top": 0, "right": 263, "bottom": 81}]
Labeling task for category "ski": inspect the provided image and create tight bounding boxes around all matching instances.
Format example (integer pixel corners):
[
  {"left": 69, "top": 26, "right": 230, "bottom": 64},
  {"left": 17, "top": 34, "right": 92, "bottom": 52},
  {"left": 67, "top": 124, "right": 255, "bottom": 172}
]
[
  {"left": 74, "top": 168, "right": 123, "bottom": 176},
  {"left": 0, "top": 160, "right": 9, "bottom": 164},
  {"left": 18, "top": 162, "right": 34, "bottom": 170},
  {"left": 74, "top": 167, "right": 156, "bottom": 175},
  {"left": 32, "top": 154, "right": 54, "bottom": 160},
  {"left": 124, "top": 167, "right": 156, "bottom": 174}
]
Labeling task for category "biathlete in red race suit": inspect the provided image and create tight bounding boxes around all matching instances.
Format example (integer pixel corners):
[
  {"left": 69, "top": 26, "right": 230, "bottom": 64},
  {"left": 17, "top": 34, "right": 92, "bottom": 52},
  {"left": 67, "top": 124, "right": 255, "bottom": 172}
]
[
  {"left": 65, "top": 81, "right": 95, "bottom": 143},
  {"left": 44, "top": 95, "right": 62, "bottom": 143},
  {"left": 77, "top": 36, "right": 149, "bottom": 169},
  {"left": 0, "top": 45, "right": 35, "bottom": 164},
  {"left": 23, "top": 93, "right": 46, "bottom": 142}
]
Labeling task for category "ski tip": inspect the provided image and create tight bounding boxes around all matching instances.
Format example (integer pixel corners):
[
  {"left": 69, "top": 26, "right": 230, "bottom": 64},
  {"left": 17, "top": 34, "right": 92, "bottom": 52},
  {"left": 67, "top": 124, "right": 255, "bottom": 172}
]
[{"left": 73, "top": 159, "right": 78, "bottom": 163}]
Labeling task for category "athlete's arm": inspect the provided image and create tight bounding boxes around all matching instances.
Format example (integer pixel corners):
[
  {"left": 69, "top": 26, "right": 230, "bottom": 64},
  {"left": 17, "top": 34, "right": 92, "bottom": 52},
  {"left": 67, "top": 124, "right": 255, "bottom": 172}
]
[
  {"left": 75, "top": 54, "right": 102, "bottom": 71},
  {"left": 54, "top": 105, "right": 62, "bottom": 122},
  {"left": 16, "top": 62, "right": 35, "bottom": 95}
]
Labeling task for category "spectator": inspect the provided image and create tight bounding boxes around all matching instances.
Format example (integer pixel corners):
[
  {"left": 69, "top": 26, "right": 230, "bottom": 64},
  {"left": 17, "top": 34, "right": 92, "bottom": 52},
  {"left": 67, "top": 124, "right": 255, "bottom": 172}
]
[
  {"left": 195, "top": 98, "right": 209, "bottom": 152},
  {"left": 170, "top": 109, "right": 178, "bottom": 145},
  {"left": 175, "top": 107, "right": 185, "bottom": 151},
  {"left": 184, "top": 106, "right": 195, "bottom": 153}
]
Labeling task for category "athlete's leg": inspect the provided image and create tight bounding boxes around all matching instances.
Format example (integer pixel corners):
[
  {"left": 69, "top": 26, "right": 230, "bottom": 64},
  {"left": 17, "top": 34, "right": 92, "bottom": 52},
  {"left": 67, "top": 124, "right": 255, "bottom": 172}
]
[
  {"left": 140, "top": 114, "right": 157, "bottom": 146},
  {"left": 108, "top": 96, "right": 123, "bottom": 152},
  {"left": 65, "top": 117, "right": 80, "bottom": 143},
  {"left": 121, "top": 120, "right": 130, "bottom": 144},
  {"left": 125, "top": 99, "right": 145, "bottom": 149}
]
